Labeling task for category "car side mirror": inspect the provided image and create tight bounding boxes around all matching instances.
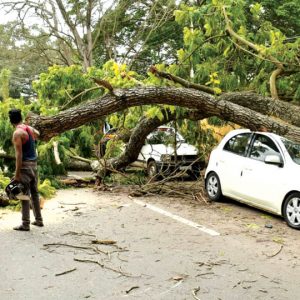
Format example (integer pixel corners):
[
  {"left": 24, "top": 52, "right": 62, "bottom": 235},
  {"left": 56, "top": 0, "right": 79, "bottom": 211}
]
[{"left": 264, "top": 154, "right": 283, "bottom": 167}]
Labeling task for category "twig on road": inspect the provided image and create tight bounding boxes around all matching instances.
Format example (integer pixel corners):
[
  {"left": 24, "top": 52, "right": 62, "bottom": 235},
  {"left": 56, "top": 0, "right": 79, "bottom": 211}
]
[
  {"left": 62, "top": 231, "right": 96, "bottom": 237},
  {"left": 91, "top": 240, "right": 117, "bottom": 245},
  {"left": 265, "top": 245, "right": 283, "bottom": 258},
  {"left": 91, "top": 240, "right": 128, "bottom": 252},
  {"left": 233, "top": 279, "right": 258, "bottom": 288},
  {"left": 74, "top": 258, "right": 132, "bottom": 277},
  {"left": 55, "top": 268, "right": 77, "bottom": 276},
  {"left": 43, "top": 243, "right": 108, "bottom": 256},
  {"left": 193, "top": 192, "right": 209, "bottom": 205},
  {"left": 192, "top": 287, "right": 201, "bottom": 300},
  {"left": 125, "top": 286, "right": 139, "bottom": 294}
]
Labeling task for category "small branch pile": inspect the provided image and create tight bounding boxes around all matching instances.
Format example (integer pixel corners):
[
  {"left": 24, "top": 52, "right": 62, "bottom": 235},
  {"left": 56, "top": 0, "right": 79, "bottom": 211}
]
[{"left": 129, "top": 169, "right": 209, "bottom": 205}]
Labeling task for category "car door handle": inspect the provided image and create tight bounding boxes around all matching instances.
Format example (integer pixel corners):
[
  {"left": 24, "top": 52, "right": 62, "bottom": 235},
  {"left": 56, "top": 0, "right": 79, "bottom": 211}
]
[{"left": 244, "top": 168, "right": 252, "bottom": 171}]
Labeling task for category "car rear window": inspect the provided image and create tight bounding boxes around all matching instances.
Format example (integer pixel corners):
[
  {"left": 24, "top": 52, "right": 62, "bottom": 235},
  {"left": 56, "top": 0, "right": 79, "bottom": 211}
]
[{"left": 147, "top": 131, "right": 184, "bottom": 145}]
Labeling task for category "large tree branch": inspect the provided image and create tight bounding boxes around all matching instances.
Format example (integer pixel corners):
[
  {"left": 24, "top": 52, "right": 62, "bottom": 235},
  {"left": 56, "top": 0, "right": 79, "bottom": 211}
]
[
  {"left": 152, "top": 69, "right": 300, "bottom": 128},
  {"left": 27, "top": 86, "right": 300, "bottom": 143},
  {"left": 221, "top": 92, "right": 300, "bottom": 128},
  {"left": 149, "top": 66, "right": 215, "bottom": 94}
]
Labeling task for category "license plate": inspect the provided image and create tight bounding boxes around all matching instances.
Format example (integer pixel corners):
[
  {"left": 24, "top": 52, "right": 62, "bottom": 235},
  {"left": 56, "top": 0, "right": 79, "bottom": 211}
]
[{"left": 179, "top": 166, "right": 192, "bottom": 171}]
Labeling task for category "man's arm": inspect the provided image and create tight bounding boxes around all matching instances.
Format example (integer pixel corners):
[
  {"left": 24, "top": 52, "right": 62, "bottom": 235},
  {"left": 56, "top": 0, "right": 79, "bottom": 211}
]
[
  {"left": 13, "top": 132, "right": 23, "bottom": 181},
  {"left": 29, "top": 126, "right": 40, "bottom": 140}
]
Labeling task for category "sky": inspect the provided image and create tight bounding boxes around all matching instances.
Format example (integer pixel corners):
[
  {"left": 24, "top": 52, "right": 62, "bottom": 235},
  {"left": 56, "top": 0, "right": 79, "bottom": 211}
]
[
  {"left": 0, "top": 0, "right": 118, "bottom": 25},
  {"left": 0, "top": 10, "right": 17, "bottom": 24},
  {"left": 0, "top": 0, "right": 183, "bottom": 25}
]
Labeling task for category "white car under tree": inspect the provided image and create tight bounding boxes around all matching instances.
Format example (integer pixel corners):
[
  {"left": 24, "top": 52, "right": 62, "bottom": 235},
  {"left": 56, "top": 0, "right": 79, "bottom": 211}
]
[
  {"left": 134, "top": 126, "right": 204, "bottom": 179},
  {"left": 205, "top": 129, "right": 300, "bottom": 229}
]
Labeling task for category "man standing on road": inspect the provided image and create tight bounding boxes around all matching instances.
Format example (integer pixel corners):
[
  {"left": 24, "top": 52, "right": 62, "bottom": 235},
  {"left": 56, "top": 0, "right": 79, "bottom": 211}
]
[{"left": 9, "top": 109, "right": 43, "bottom": 231}]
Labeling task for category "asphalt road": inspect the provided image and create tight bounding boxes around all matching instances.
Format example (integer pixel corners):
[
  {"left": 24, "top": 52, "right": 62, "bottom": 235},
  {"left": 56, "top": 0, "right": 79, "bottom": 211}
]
[{"left": 1, "top": 186, "right": 300, "bottom": 300}]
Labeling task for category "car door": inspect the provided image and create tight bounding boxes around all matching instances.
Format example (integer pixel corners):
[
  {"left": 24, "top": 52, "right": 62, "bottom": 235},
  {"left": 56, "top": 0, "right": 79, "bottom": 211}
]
[
  {"left": 217, "top": 132, "right": 252, "bottom": 197},
  {"left": 239, "top": 134, "right": 286, "bottom": 212}
]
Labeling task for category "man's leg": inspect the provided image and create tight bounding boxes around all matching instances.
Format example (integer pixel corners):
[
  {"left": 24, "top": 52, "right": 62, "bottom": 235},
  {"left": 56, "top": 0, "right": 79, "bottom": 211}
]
[
  {"left": 13, "top": 169, "right": 31, "bottom": 231},
  {"left": 30, "top": 166, "right": 43, "bottom": 226},
  {"left": 19, "top": 200, "right": 30, "bottom": 228}
]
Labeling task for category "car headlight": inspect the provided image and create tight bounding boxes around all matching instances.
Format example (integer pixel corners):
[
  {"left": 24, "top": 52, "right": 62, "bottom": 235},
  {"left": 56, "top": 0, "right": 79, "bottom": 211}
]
[{"left": 161, "top": 154, "right": 172, "bottom": 162}]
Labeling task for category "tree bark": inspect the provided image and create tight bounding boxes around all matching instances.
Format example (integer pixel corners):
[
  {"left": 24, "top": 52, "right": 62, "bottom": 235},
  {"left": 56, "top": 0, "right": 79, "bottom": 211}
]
[
  {"left": 221, "top": 92, "right": 300, "bottom": 128},
  {"left": 28, "top": 87, "right": 300, "bottom": 143},
  {"left": 68, "top": 159, "right": 93, "bottom": 171}
]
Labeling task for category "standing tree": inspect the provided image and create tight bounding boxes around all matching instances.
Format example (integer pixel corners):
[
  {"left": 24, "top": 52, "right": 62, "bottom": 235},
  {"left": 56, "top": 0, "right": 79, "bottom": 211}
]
[{"left": 0, "top": 0, "right": 179, "bottom": 70}]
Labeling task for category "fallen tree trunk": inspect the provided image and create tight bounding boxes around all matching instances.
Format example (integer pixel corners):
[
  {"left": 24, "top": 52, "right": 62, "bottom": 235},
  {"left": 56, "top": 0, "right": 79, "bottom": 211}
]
[
  {"left": 28, "top": 87, "right": 300, "bottom": 143},
  {"left": 68, "top": 159, "right": 93, "bottom": 171},
  {"left": 0, "top": 152, "right": 93, "bottom": 172},
  {"left": 0, "top": 153, "right": 14, "bottom": 160}
]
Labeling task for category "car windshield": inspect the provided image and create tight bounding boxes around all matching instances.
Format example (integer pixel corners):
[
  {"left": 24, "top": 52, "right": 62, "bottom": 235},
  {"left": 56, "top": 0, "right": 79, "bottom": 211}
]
[
  {"left": 147, "top": 130, "right": 185, "bottom": 145},
  {"left": 281, "top": 138, "right": 300, "bottom": 165}
]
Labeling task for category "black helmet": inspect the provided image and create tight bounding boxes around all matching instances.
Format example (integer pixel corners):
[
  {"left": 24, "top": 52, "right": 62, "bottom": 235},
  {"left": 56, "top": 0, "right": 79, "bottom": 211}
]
[{"left": 5, "top": 180, "right": 28, "bottom": 200}]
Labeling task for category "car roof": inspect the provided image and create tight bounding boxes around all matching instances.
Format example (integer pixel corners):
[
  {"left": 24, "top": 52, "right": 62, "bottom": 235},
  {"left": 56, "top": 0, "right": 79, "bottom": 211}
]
[
  {"left": 219, "top": 128, "right": 285, "bottom": 146},
  {"left": 223, "top": 128, "right": 250, "bottom": 139}
]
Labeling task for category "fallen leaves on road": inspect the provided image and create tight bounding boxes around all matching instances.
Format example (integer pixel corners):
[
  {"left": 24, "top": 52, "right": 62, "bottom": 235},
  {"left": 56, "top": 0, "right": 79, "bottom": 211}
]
[{"left": 246, "top": 223, "right": 260, "bottom": 230}]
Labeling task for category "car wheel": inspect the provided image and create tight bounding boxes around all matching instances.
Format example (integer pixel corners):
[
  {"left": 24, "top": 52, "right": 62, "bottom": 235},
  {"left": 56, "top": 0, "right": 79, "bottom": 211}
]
[
  {"left": 283, "top": 192, "right": 300, "bottom": 229},
  {"left": 205, "top": 172, "right": 222, "bottom": 201},
  {"left": 147, "top": 160, "right": 158, "bottom": 181}
]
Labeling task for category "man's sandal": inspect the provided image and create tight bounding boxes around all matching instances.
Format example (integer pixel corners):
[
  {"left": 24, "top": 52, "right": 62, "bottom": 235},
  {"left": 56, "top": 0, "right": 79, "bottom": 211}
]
[
  {"left": 31, "top": 221, "right": 44, "bottom": 227},
  {"left": 13, "top": 225, "right": 30, "bottom": 231}
]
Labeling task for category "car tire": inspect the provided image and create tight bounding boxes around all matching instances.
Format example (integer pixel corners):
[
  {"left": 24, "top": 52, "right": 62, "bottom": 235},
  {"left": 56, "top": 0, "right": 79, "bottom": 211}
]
[
  {"left": 283, "top": 192, "right": 300, "bottom": 229},
  {"left": 205, "top": 172, "right": 222, "bottom": 201},
  {"left": 147, "top": 160, "right": 158, "bottom": 181}
]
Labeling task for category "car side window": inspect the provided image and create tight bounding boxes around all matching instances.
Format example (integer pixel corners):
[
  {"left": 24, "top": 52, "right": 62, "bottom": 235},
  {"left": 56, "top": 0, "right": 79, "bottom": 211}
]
[
  {"left": 223, "top": 133, "right": 251, "bottom": 156},
  {"left": 249, "top": 135, "right": 281, "bottom": 162}
]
